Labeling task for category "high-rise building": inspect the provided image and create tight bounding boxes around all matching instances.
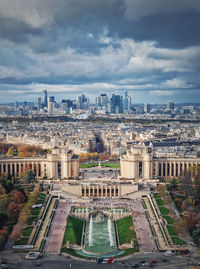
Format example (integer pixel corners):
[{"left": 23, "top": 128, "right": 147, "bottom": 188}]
[
  {"left": 14, "top": 100, "right": 18, "bottom": 108},
  {"left": 38, "top": 97, "right": 42, "bottom": 110},
  {"left": 144, "top": 103, "right": 150, "bottom": 113},
  {"left": 124, "top": 91, "right": 131, "bottom": 111},
  {"left": 48, "top": 96, "right": 55, "bottom": 114},
  {"left": 77, "top": 94, "right": 89, "bottom": 109},
  {"left": 167, "top": 100, "right": 175, "bottom": 110},
  {"left": 110, "top": 94, "right": 124, "bottom": 113},
  {"left": 95, "top": 94, "right": 109, "bottom": 110},
  {"left": 43, "top": 90, "right": 48, "bottom": 108}
]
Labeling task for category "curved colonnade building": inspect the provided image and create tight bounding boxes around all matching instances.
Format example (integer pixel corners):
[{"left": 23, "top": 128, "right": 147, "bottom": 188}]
[
  {"left": 120, "top": 144, "right": 200, "bottom": 180},
  {"left": 0, "top": 148, "right": 79, "bottom": 180}
]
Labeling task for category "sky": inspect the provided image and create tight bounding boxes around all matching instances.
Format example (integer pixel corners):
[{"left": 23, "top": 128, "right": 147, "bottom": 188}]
[{"left": 0, "top": 0, "right": 200, "bottom": 104}]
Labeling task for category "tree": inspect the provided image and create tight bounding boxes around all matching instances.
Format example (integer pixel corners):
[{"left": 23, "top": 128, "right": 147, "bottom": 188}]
[
  {"left": 13, "top": 191, "right": 26, "bottom": 204},
  {"left": 167, "top": 178, "right": 178, "bottom": 194},
  {"left": 0, "top": 213, "right": 8, "bottom": 229},
  {"left": 23, "top": 170, "right": 36, "bottom": 184},
  {"left": 179, "top": 170, "right": 192, "bottom": 198},
  {"left": 7, "top": 147, "right": 14, "bottom": 156},
  {"left": 183, "top": 210, "right": 200, "bottom": 233},
  {"left": 7, "top": 202, "right": 21, "bottom": 219}
]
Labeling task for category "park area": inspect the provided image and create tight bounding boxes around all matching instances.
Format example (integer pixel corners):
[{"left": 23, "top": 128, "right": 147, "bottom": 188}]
[
  {"left": 154, "top": 191, "right": 185, "bottom": 245},
  {"left": 62, "top": 216, "right": 83, "bottom": 246}
]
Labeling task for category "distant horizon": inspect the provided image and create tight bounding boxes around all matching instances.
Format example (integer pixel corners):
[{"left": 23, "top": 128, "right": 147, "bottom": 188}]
[{"left": 0, "top": 1, "right": 200, "bottom": 104}]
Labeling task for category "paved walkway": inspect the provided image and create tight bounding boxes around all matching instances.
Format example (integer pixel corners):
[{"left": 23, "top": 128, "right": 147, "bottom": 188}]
[
  {"left": 130, "top": 200, "right": 156, "bottom": 253},
  {"left": 34, "top": 198, "right": 56, "bottom": 249},
  {"left": 45, "top": 202, "right": 71, "bottom": 254}
]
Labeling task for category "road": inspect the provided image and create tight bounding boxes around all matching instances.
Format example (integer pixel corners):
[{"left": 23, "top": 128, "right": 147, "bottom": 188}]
[{"left": 0, "top": 251, "right": 198, "bottom": 269}]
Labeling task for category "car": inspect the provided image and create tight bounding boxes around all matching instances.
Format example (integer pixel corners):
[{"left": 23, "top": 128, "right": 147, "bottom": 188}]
[
  {"left": 149, "top": 259, "right": 156, "bottom": 264},
  {"left": 132, "top": 264, "right": 139, "bottom": 268},
  {"left": 162, "top": 259, "right": 167, "bottom": 262},
  {"left": 164, "top": 250, "right": 173, "bottom": 256},
  {"left": 34, "top": 263, "right": 42, "bottom": 267},
  {"left": 142, "top": 262, "right": 149, "bottom": 266},
  {"left": 140, "top": 260, "right": 146, "bottom": 264},
  {"left": 1, "top": 263, "right": 8, "bottom": 269}
]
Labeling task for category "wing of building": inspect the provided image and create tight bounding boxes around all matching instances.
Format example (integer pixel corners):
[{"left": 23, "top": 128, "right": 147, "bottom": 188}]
[
  {"left": 0, "top": 148, "right": 79, "bottom": 180},
  {"left": 120, "top": 142, "right": 200, "bottom": 180}
]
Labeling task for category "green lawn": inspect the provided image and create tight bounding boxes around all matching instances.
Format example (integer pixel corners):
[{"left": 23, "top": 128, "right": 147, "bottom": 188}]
[
  {"left": 154, "top": 194, "right": 161, "bottom": 198},
  {"left": 79, "top": 163, "right": 99, "bottom": 168},
  {"left": 15, "top": 237, "right": 29, "bottom": 245},
  {"left": 22, "top": 226, "right": 34, "bottom": 237},
  {"left": 27, "top": 216, "right": 37, "bottom": 225},
  {"left": 117, "top": 216, "right": 136, "bottom": 245},
  {"left": 36, "top": 199, "right": 44, "bottom": 204},
  {"left": 31, "top": 207, "right": 41, "bottom": 216},
  {"left": 79, "top": 163, "right": 120, "bottom": 169},
  {"left": 62, "top": 216, "right": 83, "bottom": 246},
  {"left": 163, "top": 215, "right": 174, "bottom": 224},
  {"left": 155, "top": 198, "right": 165, "bottom": 206},
  {"left": 101, "top": 163, "right": 120, "bottom": 168},
  {"left": 167, "top": 225, "right": 177, "bottom": 236},
  {"left": 171, "top": 237, "right": 185, "bottom": 245},
  {"left": 159, "top": 206, "right": 170, "bottom": 215},
  {"left": 39, "top": 193, "right": 46, "bottom": 199}
]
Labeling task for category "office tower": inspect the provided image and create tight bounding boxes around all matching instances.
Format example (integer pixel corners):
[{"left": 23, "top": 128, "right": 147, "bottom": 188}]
[
  {"left": 95, "top": 94, "right": 109, "bottom": 110},
  {"left": 43, "top": 90, "right": 48, "bottom": 108},
  {"left": 144, "top": 103, "right": 150, "bottom": 113},
  {"left": 48, "top": 96, "right": 55, "bottom": 114},
  {"left": 77, "top": 94, "right": 89, "bottom": 109},
  {"left": 61, "top": 99, "right": 74, "bottom": 111},
  {"left": 24, "top": 101, "right": 27, "bottom": 107},
  {"left": 110, "top": 94, "right": 124, "bottom": 113},
  {"left": 15, "top": 100, "right": 18, "bottom": 108},
  {"left": 124, "top": 91, "right": 131, "bottom": 111},
  {"left": 167, "top": 100, "right": 175, "bottom": 110},
  {"left": 38, "top": 97, "right": 42, "bottom": 109}
]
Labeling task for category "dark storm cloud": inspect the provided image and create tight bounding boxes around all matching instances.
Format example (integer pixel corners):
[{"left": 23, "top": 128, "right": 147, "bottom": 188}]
[{"left": 0, "top": 0, "right": 200, "bottom": 103}]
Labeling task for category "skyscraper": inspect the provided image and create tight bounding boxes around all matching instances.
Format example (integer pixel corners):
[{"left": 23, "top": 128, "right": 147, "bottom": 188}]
[
  {"left": 167, "top": 100, "right": 175, "bottom": 110},
  {"left": 144, "top": 103, "right": 150, "bottom": 113},
  {"left": 124, "top": 91, "right": 131, "bottom": 111},
  {"left": 110, "top": 94, "right": 124, "bottom": 113},
  {"left": 48, "top": 96, "right": 55, "bottom": 114},
  {"left": 38, "top": 97, "right": 42, "bottom": 110},
  {"left": 43, "top": 90, "right": 48, "bottom": 108},
  {"left": 95, "top": 94, "right": 109, "bottom": 110},
  {"left": 77, "top": 94, "right": 89, "bottom": 109}
]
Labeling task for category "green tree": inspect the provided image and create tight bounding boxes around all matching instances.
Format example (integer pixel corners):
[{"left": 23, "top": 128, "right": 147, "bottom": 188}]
[{"left": 23, "top": 170, "right": 35, "bottom": 184}]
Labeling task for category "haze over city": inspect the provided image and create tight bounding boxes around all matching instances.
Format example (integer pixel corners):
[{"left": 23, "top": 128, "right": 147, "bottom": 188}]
[{"left": 0, "top": 0, "right": 200, "bottom": 103}]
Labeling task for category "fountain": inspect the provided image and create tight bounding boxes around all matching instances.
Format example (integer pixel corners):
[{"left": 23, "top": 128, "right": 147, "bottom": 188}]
[
  {"left": 88, "top": 215, "right": 93, "bottom": 246},
  {"left": 84, "top": 212, "right": 117, "bottom": 255},
  {"left": 107, "top": 217, "right": 114, "bottom": 246}
]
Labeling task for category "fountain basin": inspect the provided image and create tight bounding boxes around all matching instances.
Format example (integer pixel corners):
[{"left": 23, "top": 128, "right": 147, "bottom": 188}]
[{"left": 84, "top": 212, "right": 117, "bottom": 255}]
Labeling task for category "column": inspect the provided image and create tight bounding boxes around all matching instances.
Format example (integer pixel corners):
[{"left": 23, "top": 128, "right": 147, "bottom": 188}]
[{"left": 178, "top": 162, "right": 181, "bottom": 177}]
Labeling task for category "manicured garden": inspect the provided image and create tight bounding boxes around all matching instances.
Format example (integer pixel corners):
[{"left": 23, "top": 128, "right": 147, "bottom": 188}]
[
  {"left": 15, "top": 192, "right": 46, "bottom": 245},
  {"left": 79, "top": 163, "right": 120, "bottom": 169},
  {"left": 116, "top": 216, "right": 136, "bottom": 245},
  {"left": 154, "top": 192, "right": 185, "bottom": 246},
  {"left": 62, "top": 216, "right": 83, "bottom": 246}
]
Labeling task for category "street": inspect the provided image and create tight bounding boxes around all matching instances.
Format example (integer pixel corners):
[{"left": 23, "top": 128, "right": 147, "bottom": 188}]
[{"left": 0, "top": 251, "right": 198, "bottom": 269}]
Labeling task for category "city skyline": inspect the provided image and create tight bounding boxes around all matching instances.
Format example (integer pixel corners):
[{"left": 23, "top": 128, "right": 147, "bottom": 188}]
[{"left": 0, "top": 0, "right": 200, "bottom": 103}]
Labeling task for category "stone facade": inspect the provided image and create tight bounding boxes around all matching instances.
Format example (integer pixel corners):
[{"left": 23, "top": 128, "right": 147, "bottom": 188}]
[
  {"left": 0, "top": 148, "right": 79, "bottom": 180},
  {"left": 60, "top": 180, "right": 138, "bottom": 198},
  {"left": 120, "top": 144, "right": 200, "bottom": 180}
]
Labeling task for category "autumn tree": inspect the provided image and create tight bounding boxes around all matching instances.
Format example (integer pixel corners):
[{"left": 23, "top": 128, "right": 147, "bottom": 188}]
[
  {"left": 183, "top": 210, "right": 200, "bottom": 233},
  {"left": 7, "top": 202, "right": 21, "bottom": 219},
  {"left": 7, "top": 147, "right": 14, "bottom": 156},
  {"left": 179, "top": 170, "right": 192, "bottom": 198}
]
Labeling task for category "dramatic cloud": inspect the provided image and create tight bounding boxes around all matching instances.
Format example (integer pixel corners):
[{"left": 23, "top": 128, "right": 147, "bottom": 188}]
[{"left": 0, "top": 0, "right": 199, "bottom": 103}]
